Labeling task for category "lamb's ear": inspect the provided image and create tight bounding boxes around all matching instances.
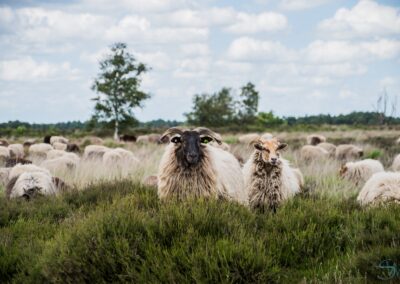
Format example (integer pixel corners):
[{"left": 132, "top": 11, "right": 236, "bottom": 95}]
[
  {"left": 254, "top": 143, "right": 263, "bottom": 151},
  {"left": 160, "top": 127, "right": 184, "bottom": 143},
  {"left": 277, "top": 143, "right": 288, "bottom": 151},
  {"left": 195, "top": 127, "right": 222, "bottom": 144}
]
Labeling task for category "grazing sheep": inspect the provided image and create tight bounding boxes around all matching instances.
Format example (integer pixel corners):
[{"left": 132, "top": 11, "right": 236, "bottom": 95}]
[
  {"left": 238, "top": 133, "right": 260, "bottom": 144},
  {"left": 41, "top": 156, "right": 78, "bottom": 173},
  {"left": 6, "top": 171, "right": 64, "bottom": 199},
  {"left": 66, "top": 143, "right": 80, "bottom": 153},
  {"left": 47, "top": 149, "right": 66, "bottom": 160},
  {"left": 137, "top": 134, "right": 162, "bottom": 144},
  {"left": 340, "top": 159, "right": 384, "bottom": 186},
  {"left": 335, "top": 144, "right": 363, "bottom": 161},
  {"left": 9, "top": 164, "right": 51, "bottom": 181},
  {"left": 53, "top": 142, "right": 67, "bottom": 151},
  {"left": 50, "top": 136, "right": 69, "bottom": 145},
  {"left": 119, "top": 134, "right": 137, "bottom": 142},
  {"left": 357, "top": 172, "right": 400, "bottom": 206},
  {"left": 83, "top": 145, "right": 109, "bottom": 160},
  {"left": 136, "top": 135, "right": 149, "bottom": 143},
  {"left": 143, "top": 175, "right": 158, "bottom": 188},
  {"left": 23, "top": 138, "right": 36, "bottom": 148},
  {"left": 0, "top": 146, "right": 11, "bottom": 166},
  {"left": 243, "top": 137, "right": 301, "bottom": 212},
  {"left": 157, "top": 127, "right": 246, "bottom": 203},
  {"left": 317, "top": 142, "right": 337, "bottom": 157},
  {"left": 307, "top": 134, "right": 326, "bottom": 145},
  {"left": 0, "top": 139, "right": 9, "bottom": 147},
  {"left": 29, "top": 143, "right": 53, "bottom": 159},
  {"left": 300, "top": 145, "right": 329, "bottom": 162},
  {"left": 102, "top": 148, "right": 138, "bottom": 167},
  {"left": 392, "top": 154, "right": 400, "bottom": 171},
  {"left": 5, "top": 157, "right": 32, "bottom": 168},
  {"left": 8, "top": 144, "right": 24, "bottom": 159}
]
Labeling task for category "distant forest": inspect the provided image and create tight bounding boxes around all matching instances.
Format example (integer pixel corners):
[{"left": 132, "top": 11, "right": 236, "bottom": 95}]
[{"left": 1, "top": 111, "right": 400, "bottom": 137}]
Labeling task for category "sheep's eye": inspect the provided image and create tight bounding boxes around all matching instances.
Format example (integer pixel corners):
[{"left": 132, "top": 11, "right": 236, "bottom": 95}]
[
  {"left": 200, "top": 137, "right": 212, "bottom": 144},
  {"left": 171, "top": 137, "right": 181, "bottom": 144}
]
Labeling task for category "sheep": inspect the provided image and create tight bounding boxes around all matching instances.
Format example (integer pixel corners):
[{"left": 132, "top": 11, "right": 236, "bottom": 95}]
[
  {"left": 119, "top": 134, "right": 137, "bottom": 142},
  {"left": 6, "top": 171, "right": 66, "bottom": 200},
  {"left": 335, "top": 144, "right": 363, "bottom": 161},
  {"left": 238, "top": 133, "right": 260, "bottom": 144},
  {"left": 29, "top": 143, "right": 53, "bottom": 160},
  {"left": 23, "top": 138, "right": 36, "bottom": 148},
  {"left": 0, "top": 139, "right": 9, "bottom": 147},
  {"left": 317, "top": 142, "right": 336, "bottom": 157},
  {"left": 66, "top": 143, "right": 80, "bottom": 153},
  {"left": 9, "top": 164, "right": 51, "bottom": 181},
  {"left": 300, "top": 145, "right": 329, "bottom": 162},
  {"left": 84, "top": 136, "right": 104, "bottom": 145},
  {"left": 53, "top": 142, "right": 67, "bottom": 151},
  {"left": 209, "top": 141, "right": 231, "bottom": 152},
  {"left": 83, "top": 145, "right": 109, "bottom": 160},
  {"left": 41, "top": 156, "right": 78, "bottom": 173},
  {"left": 137, "top": 134, "right": 162, "bottom": 144},
  {"left": 5, "top": 157, "right": 32, "bottom": 168},
  {"left": 291, "top": 168, "right": 304, "bottom": 189},
  {"left": 243, "top": 137, "right": 301, "bottom": 212},
  {"left": 0, "top": 146, "right": 11, "bottom": 166},
  {"left": 0, "top": 167, "right": 11, "bottom": 187},
  {"left": 357, "top": 172, "right": 400, "bottom": 206},
  {"left": 49, "top": 136, "right": 69, "bottom": 145},
  {"left": 47, "top": 149, "right": 67, "bottom": 160},
  {"left": 392, "top": 154, "right": 400, "bottom": 171},
  {"left": 157, "top": 127, "right": 246, "bottom": 203},
  {"left": 339, "top": 159, "right": 384, "bottom": 186},
  {"left": 306, "top": 134, "right": 326, "bottom": 145},
  {"left": 102, "top": 148, "right": 138, "bottom": 168},
  {"left": 8, "top": 144, "right": 24, "bottom": 159}
]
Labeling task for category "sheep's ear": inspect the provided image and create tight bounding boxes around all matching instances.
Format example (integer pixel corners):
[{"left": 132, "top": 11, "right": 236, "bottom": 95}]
[
  {"left": 160, "top": 127, "right": 184, "bottom": 143},
  {"left": 195, "top": 128, "right": 222, "bottom": 144},
  {"left": 277, "top": 143, "right": 287, "bottom": 151},
  {"left": 254, "top": 143, "right": 263, "bottom": 151}
]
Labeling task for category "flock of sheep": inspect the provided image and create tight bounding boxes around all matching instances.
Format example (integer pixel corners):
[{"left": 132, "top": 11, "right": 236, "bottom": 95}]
[{"left": 0, "top": 129, "right": 399, "bottom": 210}]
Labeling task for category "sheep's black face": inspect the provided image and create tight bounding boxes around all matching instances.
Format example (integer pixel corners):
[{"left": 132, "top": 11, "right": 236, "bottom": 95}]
[{"left": 173, "top": 131, "right": 205, "bottom": 168}]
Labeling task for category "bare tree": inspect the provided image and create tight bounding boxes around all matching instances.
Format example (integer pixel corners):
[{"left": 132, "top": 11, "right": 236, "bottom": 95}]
[{"left": 373, "top": 88, "right": 398, "bottom": 125}]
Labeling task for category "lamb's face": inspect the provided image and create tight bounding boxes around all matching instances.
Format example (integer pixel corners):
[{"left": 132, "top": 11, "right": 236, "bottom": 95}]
[{"left": 254, "top": 139, "right": 287, "bottom": 166}]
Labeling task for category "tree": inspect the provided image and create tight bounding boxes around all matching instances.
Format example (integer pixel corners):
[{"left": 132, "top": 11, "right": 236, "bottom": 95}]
[
  {"left": 91, "top": 43, "right": 150, "bottom": 140},
  {"left": 237, "top": 82, "right": 259, "bottom": 124},
  {"left": 185, "top": 88, "right": 236, "bottom": 127}
]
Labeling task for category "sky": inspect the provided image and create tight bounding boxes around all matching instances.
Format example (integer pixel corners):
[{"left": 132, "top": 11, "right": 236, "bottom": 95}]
[{"left": 0, "top": 0, "right": 399, "bottom": 123}]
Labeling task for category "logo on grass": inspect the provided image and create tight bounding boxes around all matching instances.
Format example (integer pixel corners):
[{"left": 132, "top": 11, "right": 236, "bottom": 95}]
[{"left": 376, "top": 260, "right": 400, "bottom": 280}]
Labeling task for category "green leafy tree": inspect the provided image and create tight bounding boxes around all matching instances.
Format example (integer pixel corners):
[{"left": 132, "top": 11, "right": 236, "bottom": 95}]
[
  {"left": 185, "top": 88, "right": 235, "bottom": 127},
  {"left": 257, "top": 111, "right": 285, "bottom": 127},
  {"left": 91, "top": 43, "right": 150, "bottom": 140},
  {"left": 237, "top": 82, "right": 259, "bottom": 124}
]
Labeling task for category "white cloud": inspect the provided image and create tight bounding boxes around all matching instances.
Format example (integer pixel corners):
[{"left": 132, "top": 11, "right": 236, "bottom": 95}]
[
  {"left": 305, "top": 39, "right": 400, "bottom": 63},
  {"left": 279, "top": 0, "right": 332, "bottom": 11},
  {"left": 227, "top": 37, "right": 296, "bottom": 61},
  {"left": 339, "top": 89, "right": 358, "bottom": 99},
  {"left": 226, "top": 12, "right": 287, "bottom": 34},
  {"left": 0, "top": 57, "right": 79, "bottom": 81},
  {"left": 180, "top": 43, "right": 210, "bottom": 56},
  {"left": 80, "top": 0, "right": 191, "bottom": 13},
  {"left": 173, "top": 57, "right": 211, "bottom": 78},
  {"left": 318, "top": 0, "right": 400, "bottom": 39}
]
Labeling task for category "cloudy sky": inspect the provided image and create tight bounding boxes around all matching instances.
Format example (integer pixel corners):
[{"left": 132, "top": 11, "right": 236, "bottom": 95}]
[{"left": 0, "top": 0, "right": 399, "bottom": 123}]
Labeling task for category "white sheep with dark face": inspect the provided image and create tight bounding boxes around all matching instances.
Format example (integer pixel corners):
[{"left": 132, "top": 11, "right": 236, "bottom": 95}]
[
  {"left": 243, "top": 137, "right": 301, "bottom": 212},
  {"left": 157, "top": 127, "right": 246, "bottom": 203}
]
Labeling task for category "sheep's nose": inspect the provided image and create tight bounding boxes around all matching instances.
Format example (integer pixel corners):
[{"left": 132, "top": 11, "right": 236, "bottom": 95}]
[{"left": 270, "top": 157, "right": 277, "bottom": 163}]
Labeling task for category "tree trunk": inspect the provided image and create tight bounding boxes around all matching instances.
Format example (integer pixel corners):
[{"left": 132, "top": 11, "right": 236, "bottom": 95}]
[{"left": 114, "top": 119, "right": 119, "bottom": 141}]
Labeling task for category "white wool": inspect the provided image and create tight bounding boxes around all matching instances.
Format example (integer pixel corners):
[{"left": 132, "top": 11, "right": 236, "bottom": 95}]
[
  {"left": 0, "top": 146, "right": 11, "bottom": 158},
  {"left": 41, "top": 156, "right": 77, "bottom": 173},
  {"left": 291, "top": 167, "right": 304, "bottom": 188},
  {"left": 357, "top": 172, "right": 400, "bottom": 206},
  {"left": 342, "top": 159, "right": 384, "bottom": 186},
  {"left": 317, "top": 142, "right": 336, "bottom": 156},
  {"left": 238, "top": 133, "right": 259, "bottom": 144},
  {"left": 300, "top": 145, "right": 329, "bottom": 161},
  {"left": 209, "top": 141, "right": 231, "bottom": 152},
  {"left": 335, "top": 144, "right": 363, "bottom": 161},
  {"left": 207, "top": 145, "right": 247, "bottom": 204},
  {"left": 83, "top": 145, "right": 109, "bottom": 159},
  {"left": 392, "top": 154, "right": 400, "bottom": 171},
  {"left": 29, "top": 143, "right": 53, "bottom": 155},
  {"left": 9, "top": 164, "right": 51, "bottom": 180},
  {"left": 8, "top": 144, "right": 24, "bottom": 158},
  {"left": 9, "top": 171, "right": 57, "bottom": 199},
  {"left": 0, "top": 167, "right": 11, "bottom": 186},
  {"left": 136, "top": 135, "right": 149, "bottom": 143},
  {"left": 102, "top": 148, "right": 138, "bottom": 167},
  {"left": 47, "top": 149, "right": 66, "bottom": 160},
  {"left": 50, "top": 136, "right": 69, "bottom": 145},
  {"left": 53, "top": 142, "right": 67, "bottom": 151}
]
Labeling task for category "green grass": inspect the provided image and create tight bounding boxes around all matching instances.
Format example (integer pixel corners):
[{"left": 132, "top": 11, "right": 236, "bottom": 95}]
[{"left": 1, "top": 180, "right": 399, "bottom": 283}]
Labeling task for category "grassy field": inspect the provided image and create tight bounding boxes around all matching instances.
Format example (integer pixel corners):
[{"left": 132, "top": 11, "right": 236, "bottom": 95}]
[{"left": 1, "top": 130, "right": 400, "bottom": 283}]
